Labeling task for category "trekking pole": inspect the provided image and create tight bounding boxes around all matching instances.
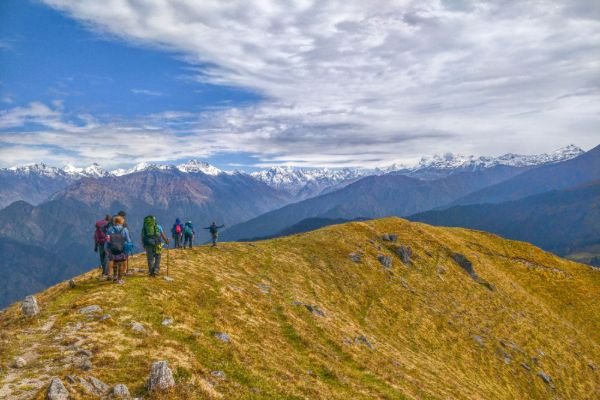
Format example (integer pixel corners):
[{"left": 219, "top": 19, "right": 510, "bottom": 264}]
[{"left": 166, "top": 246, "right": 170, "bottom": 277}]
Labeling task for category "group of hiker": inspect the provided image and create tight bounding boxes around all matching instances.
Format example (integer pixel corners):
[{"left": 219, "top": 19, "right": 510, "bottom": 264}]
[{"left": 94, "top": 211, "right": 225, "bottom": 283}]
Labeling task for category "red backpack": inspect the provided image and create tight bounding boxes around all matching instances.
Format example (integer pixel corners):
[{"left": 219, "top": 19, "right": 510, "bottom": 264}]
[
  {"left": 94, "top": 220, "right": 108, "bottom": 244},
  {"left": 175, "top": 224, "right": 182, "bottom": 234}
]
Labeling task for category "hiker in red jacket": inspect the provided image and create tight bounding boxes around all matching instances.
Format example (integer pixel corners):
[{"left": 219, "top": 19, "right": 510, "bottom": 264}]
[{"left": 94, "top": 214, "right": 111, "bottom": 279}]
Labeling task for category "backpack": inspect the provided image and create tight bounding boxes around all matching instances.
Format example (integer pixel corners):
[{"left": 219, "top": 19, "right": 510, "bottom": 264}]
[
  {"left": 94, "top": 220, "right": 108, "bottom": 244},
  {"left": 184, "top": 224, "right": 193, "bottom": 236},
  {"left": 142, "top": 215, "right": 161, "bottom": 246},
  {"left": 175, "top": 224, "right": 182, "bottom": 234},
  {"left": 108, "top": 228, "right": 125, "bottom": 255}
]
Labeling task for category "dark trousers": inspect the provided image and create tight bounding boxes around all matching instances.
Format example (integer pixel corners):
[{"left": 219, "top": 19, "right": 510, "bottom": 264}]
[
  {"left": 173, "top": 234, "right": 182, "bottom": 248},
  {"left": 184, "top": 234, "right": 193, "bottom": 248},
  {"left": 99, "top": 245, "right": 108, "bottom": 275},
  {"left": 211, "top": 233, "right": 218, "bottom": 246},
  {"left": 145, "top": 246, "right": 162, "bottom": 275}
]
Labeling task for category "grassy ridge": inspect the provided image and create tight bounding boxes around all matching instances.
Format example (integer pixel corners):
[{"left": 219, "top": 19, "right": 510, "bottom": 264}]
[{"left": 0, "top": 218, "right": 598, "bottom": 399}]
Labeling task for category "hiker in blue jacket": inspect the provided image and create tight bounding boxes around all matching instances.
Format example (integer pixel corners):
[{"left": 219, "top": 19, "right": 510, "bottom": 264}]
[
  {"left": 205, "top": 221, "right": 225, "bottom": 247},
  {"left": 171, "top": 218, "right": 183, "bottom": 248},
  {"left": 106, "top": 215, "right": 132, "bottom": 284},
  {"left": 183, "top": 221, "right": 195, "bottom": 249}
]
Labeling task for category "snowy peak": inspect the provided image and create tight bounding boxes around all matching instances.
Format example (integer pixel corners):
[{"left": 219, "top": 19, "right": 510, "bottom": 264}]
[
  {"left": 251, "top": 166, "right": 363, "bottom": 195},
  {"left": 63, "top": 163, "right": 110, "bottom": 178},
  {"left": 6, "top": 163, "right": 65, "bottom": 178},
  {"left": 111, "top": 162, "right": 175, "bottom": 176},
  {"left": 176, "top": 159, "right": 222, "bottom": 175}
]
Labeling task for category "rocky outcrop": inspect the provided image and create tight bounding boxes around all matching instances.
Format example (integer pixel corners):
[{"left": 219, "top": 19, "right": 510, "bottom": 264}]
[
  {"left": 148, "top": 360, "right": 175, "bottom": 392},
  {"left": 111, "top": 384, "right": 130, "bottom": 399},
  {"left": 21, "top": 295, "right": 40, "bottom": 317},
  {"left": 377, "top": 255, "right": 392, "bottom": 269},
  {"left": 47, "top": 377, "right": 69, "bottom": 400}
]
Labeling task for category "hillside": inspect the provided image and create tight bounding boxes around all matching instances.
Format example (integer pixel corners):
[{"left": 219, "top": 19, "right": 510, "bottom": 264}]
[
  {"left": 411, "top": 180, "right": 600, "bottom": 262},
  {"left": 1, "top": 218, "right": 598, "bottom": 399}
]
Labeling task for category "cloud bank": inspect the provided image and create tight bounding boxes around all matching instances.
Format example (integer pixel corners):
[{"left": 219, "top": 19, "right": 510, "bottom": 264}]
[{"left": 2, "top": 0, "right": 599, "bottom": 167}]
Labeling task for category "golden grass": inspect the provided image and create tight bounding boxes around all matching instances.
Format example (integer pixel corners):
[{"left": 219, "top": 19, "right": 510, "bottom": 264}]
[{"left": 0, "top": 217, "right": 599, "bottom": 399}]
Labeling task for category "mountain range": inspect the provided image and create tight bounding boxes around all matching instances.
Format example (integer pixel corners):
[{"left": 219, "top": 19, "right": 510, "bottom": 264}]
[{"left": 0, "top": 144, "right": 595, "bottom": 308}]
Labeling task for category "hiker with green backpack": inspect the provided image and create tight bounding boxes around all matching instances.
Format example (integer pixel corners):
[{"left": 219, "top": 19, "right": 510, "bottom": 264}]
[
  {"left": 141, "top": 215, "right": 170, "bottom": 277},
  {"left": 183, "top": 221, "right": 195, "bottom": 249}
]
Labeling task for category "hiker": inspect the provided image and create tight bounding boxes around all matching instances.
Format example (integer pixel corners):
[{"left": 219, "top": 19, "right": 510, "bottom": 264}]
[
  {"left": 104, "top": 210, "right": 128, "bottom": 233},
  {"left": 183, "top": 220, "right": 195, "bottom": 249},
  {"left": 94, "top": 215, "right": 111, "bottom": 279},
  {"left": 204, "top": 222, "right": 225, "bottom": 247},
  {"left": 142, "top": 215, "right": 169, "bottom": 276},
  {"left": 171, "top": 218, "right": 184, "bottom": 248},
  {"left": 106, "top": 215, "right": 132, "bottom": 284}
]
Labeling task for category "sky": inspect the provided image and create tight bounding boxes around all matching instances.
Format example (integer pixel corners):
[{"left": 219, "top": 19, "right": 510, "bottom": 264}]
[{"left": 0, "top": 0, "right": 599, "bottom": 170}]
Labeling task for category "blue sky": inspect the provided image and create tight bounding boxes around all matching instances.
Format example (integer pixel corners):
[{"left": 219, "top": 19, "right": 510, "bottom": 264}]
[{"left": 0, "top": 0, "right": 599, "bottom": 170}]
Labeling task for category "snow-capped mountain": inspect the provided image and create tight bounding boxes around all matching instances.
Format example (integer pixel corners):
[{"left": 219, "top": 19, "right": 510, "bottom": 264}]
[
  {"left": 63, "top": 163, "right": 110, "bottom": 178},
  {"left": 385, "top": 145, "right": 584, "bottom": 180},
  {"left": 251, "top": 166, "right": 363, "bottom": 198},
  {"left": 7, "top": 163, "right": 67, "bottom": 178},
  {"left": 111, "top": 160, "right": 223, "bottom": 176},
  {"left": 176, "top": 159, "right": 222, "bottom": 175}
]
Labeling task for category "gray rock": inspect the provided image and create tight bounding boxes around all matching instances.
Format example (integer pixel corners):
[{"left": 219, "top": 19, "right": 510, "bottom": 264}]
[
  {"left": 68, "top": 279, "right": 76, "bottom": 288},
  {"left": 163, "top": 276, "right": 174, "bottom": 282},
  {"left": 355, "top": 335, "right": 374, "bottom": 350},
  {"left": 12, "top": 356, "right": 27, "bottom": 368},
  {"left": 381, "top": 234, "right": 391, "bottom": 241},
  {"left": 76, "top": 349, "right": 93, "bottom": 358},
  {"left": 304, "top": 304, "right": 325, "bottom": 317},
  {"left": 377, "top": 255, "right": 392, "bottom": 269},
  {"left": 161, "top": 318, "right": 174, "bottom": 326},
  {"left": 589, "top": 361, "right": 597, "bottom": 370},
  {"left": 87, "top": 376, "right": 109, "bottom": 394},
  {"left": 111, "top": 384, "right": 130, "bottom": 399},
  {"left": 148, "top": 360, "right": 175, "bottom": 391},
  {"left": 80, "top": 359, "right": 93, "bottom": 371},
  {"left": 214, "top": 332, "right": 230, "bottom": 343},
  {"left": 130, "top": 322, "right": 145, "bottom": 332},
  {"left": 538, "top": 371, "right": 552, "bottom": 385},
  {"left": 79, "top": 305, "right": 102, "bottom": 315},
  {"left": 211, "top": 370, "right": 226, "bottom": 379},
  {"left": 100, "top": 314, "right": 112, "bottom": 321},
  {"left": 349, "top": 252, "right": 362, "bottom": 263},
  {"left": 472, "top": 335, "right": 485, "bottom": 346},
  {"left": 66, "top": 375, "right": 77, "bottom": 384},
  {"left": 395, "top": 246, "right": 412, "bottom": 264},
  {"left": 22, "top": 295, "right": 40, "bottom": 317},
  {"left": 47, "top": 377, "right": 69, "bottom": 400},
  {"left": 521, "top": 363, "right": 531, "bottom": 371}
]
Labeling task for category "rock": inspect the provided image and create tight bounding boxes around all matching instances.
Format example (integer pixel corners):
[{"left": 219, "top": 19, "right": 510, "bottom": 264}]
[
  {"left": 80, "top": 359, "right": 93, "bottom": 371},
  {"left": 66, "top": 375, "right": 77, "bottom": 384},
  {"left": 76, "top": 349, "right": 93, "bottom": 358},
  {"left": 163, "top": 276, "right": 174, "bottom": 282},
  {"left": 521, "top": 363, "right": 531, "bottom": 371},
  {"left": 395, "top": 246, "right": 412, "bottom": 264},
  {"left": 84, "top": 376, "right": 109, "bottom": 395},
  {"left": 211, "top": 370, "right": 226, "bottom": 379},
  {"left": 304, "top": 304, "right": 325, "bottom": 317},
  {"left": 148, "top": 361, "right": 175, "bottom": 392},
  {"left": 377, "top": 255, "right": 392, "bottom": 269},
  {"left": 100, "top": 314, "right": 112, "bottom": 321},
  {"left": 68, "top": 279, "right": 76, "bottom": 288},
  {"left": 349, "top": 252, "right": 362, "bottom": 263},
  {"left": 22, "top": 295, "right": 40, "bottom": 317},
  {"left": 389, "top": 234, "right": 398, "bottom": 242},
  {"left": 130, "top": 322, "right": 145, "bottom": 332},
  {"left": 111, "top": 384, "right": 130, "bottom": 399},
  {"left": 588, "top": 361, "right": 597, "bottom": 370},
  {"left": 12, "top": 356, "right": 27, "bottom": 368},
  {"left": 214, "top": 332, "right": 230, "bottom": 343},
  {"left": 47, "top": 377, "right": 69, "bottom": 400},
  {"left": 162, "top": 318, "right": 174, "bottom": 326},
  {"left": 452, "top": 253, "right": 495, "bottom": 291},
  {"left": 355, "top": 335, "right": 374, "bottom": 350},
  {"left": 79, "top": 305, "right": 102, "bottom": 315},
  {"left": 381, "top": 234, "right": 391, "bottom": 241},
  {"left": 538, "top": 371, "right": 552, "bottom": 385},
  {"left": 472, "top": 335, "right": 485, "bottom": 346}
]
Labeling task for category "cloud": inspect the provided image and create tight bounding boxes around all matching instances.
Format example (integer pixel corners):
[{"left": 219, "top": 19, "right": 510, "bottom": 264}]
[
  {"left": 8, "top": 0, "right": 600, "bottom": 166},
  {"left": 131, "top": 88, "right": 163, "bottom": 96}
]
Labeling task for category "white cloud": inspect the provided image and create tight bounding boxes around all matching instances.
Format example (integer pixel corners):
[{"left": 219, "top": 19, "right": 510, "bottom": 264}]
[{"left": 7, "top": 0, "right": 600, "bottom": 166}]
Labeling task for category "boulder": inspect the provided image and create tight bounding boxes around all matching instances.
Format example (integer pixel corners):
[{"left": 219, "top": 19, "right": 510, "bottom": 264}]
[
  {"left": 214, "top": 332, "right": 231, "bottom": 343},
  {"left": 79, "top": 376, "right": 109, "bottom": 396},
  {"left": 47, "top": 377, "right": 69, "bottom": 400},
  {"left": 538, "top": 371, "right": 553, "bottom": 385},
  {"left": 68, "top": 279, "right": 76, "bottom": 288},
  {"left": 79, "top": 305, "right": 102, "bottom": 315},
  {"left": 349, "top": 252, "right": 362, "bottom": 263},
  {"left": 111, "top": 384, "right": 130, "bottom": 399},
  {"left": 211, "top": 370, "right": 226, "bottom": 379},
  {"left": 304, "top": 304, "right": 325, "bottom": 317},
  {"left": 22, "top": 295, "right": 40, "bottom": 317},
  {"left": 377, "top": 255, "right": 392, "bottom": 269},
  {"left": 395, "top": 246, "right": 412, "bottom": 264},
  {"left": 148, "top": 361, "right": 175, "bottom": 391},
  {"left": 130, "top": 322, "right": 145, "bottom": 332},
  {"left": 12, "top": 356, "right": 27, "bottom": 368},
  {"left": 161, "top": 318, "right": 174, "bottom": 326},
  {"left": 382, "top": 234, "right": 397, "bottom": 242}
]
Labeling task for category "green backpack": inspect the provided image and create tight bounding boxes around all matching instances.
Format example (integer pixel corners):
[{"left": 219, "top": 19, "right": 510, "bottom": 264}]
[{"left": 142, "top": 215, "right": 160, "bottom": 247}]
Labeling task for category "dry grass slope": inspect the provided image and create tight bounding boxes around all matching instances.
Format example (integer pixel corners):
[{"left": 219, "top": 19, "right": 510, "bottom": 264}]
[{"left": 0, "top": 217, "right": 599, "bottom": 399}]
